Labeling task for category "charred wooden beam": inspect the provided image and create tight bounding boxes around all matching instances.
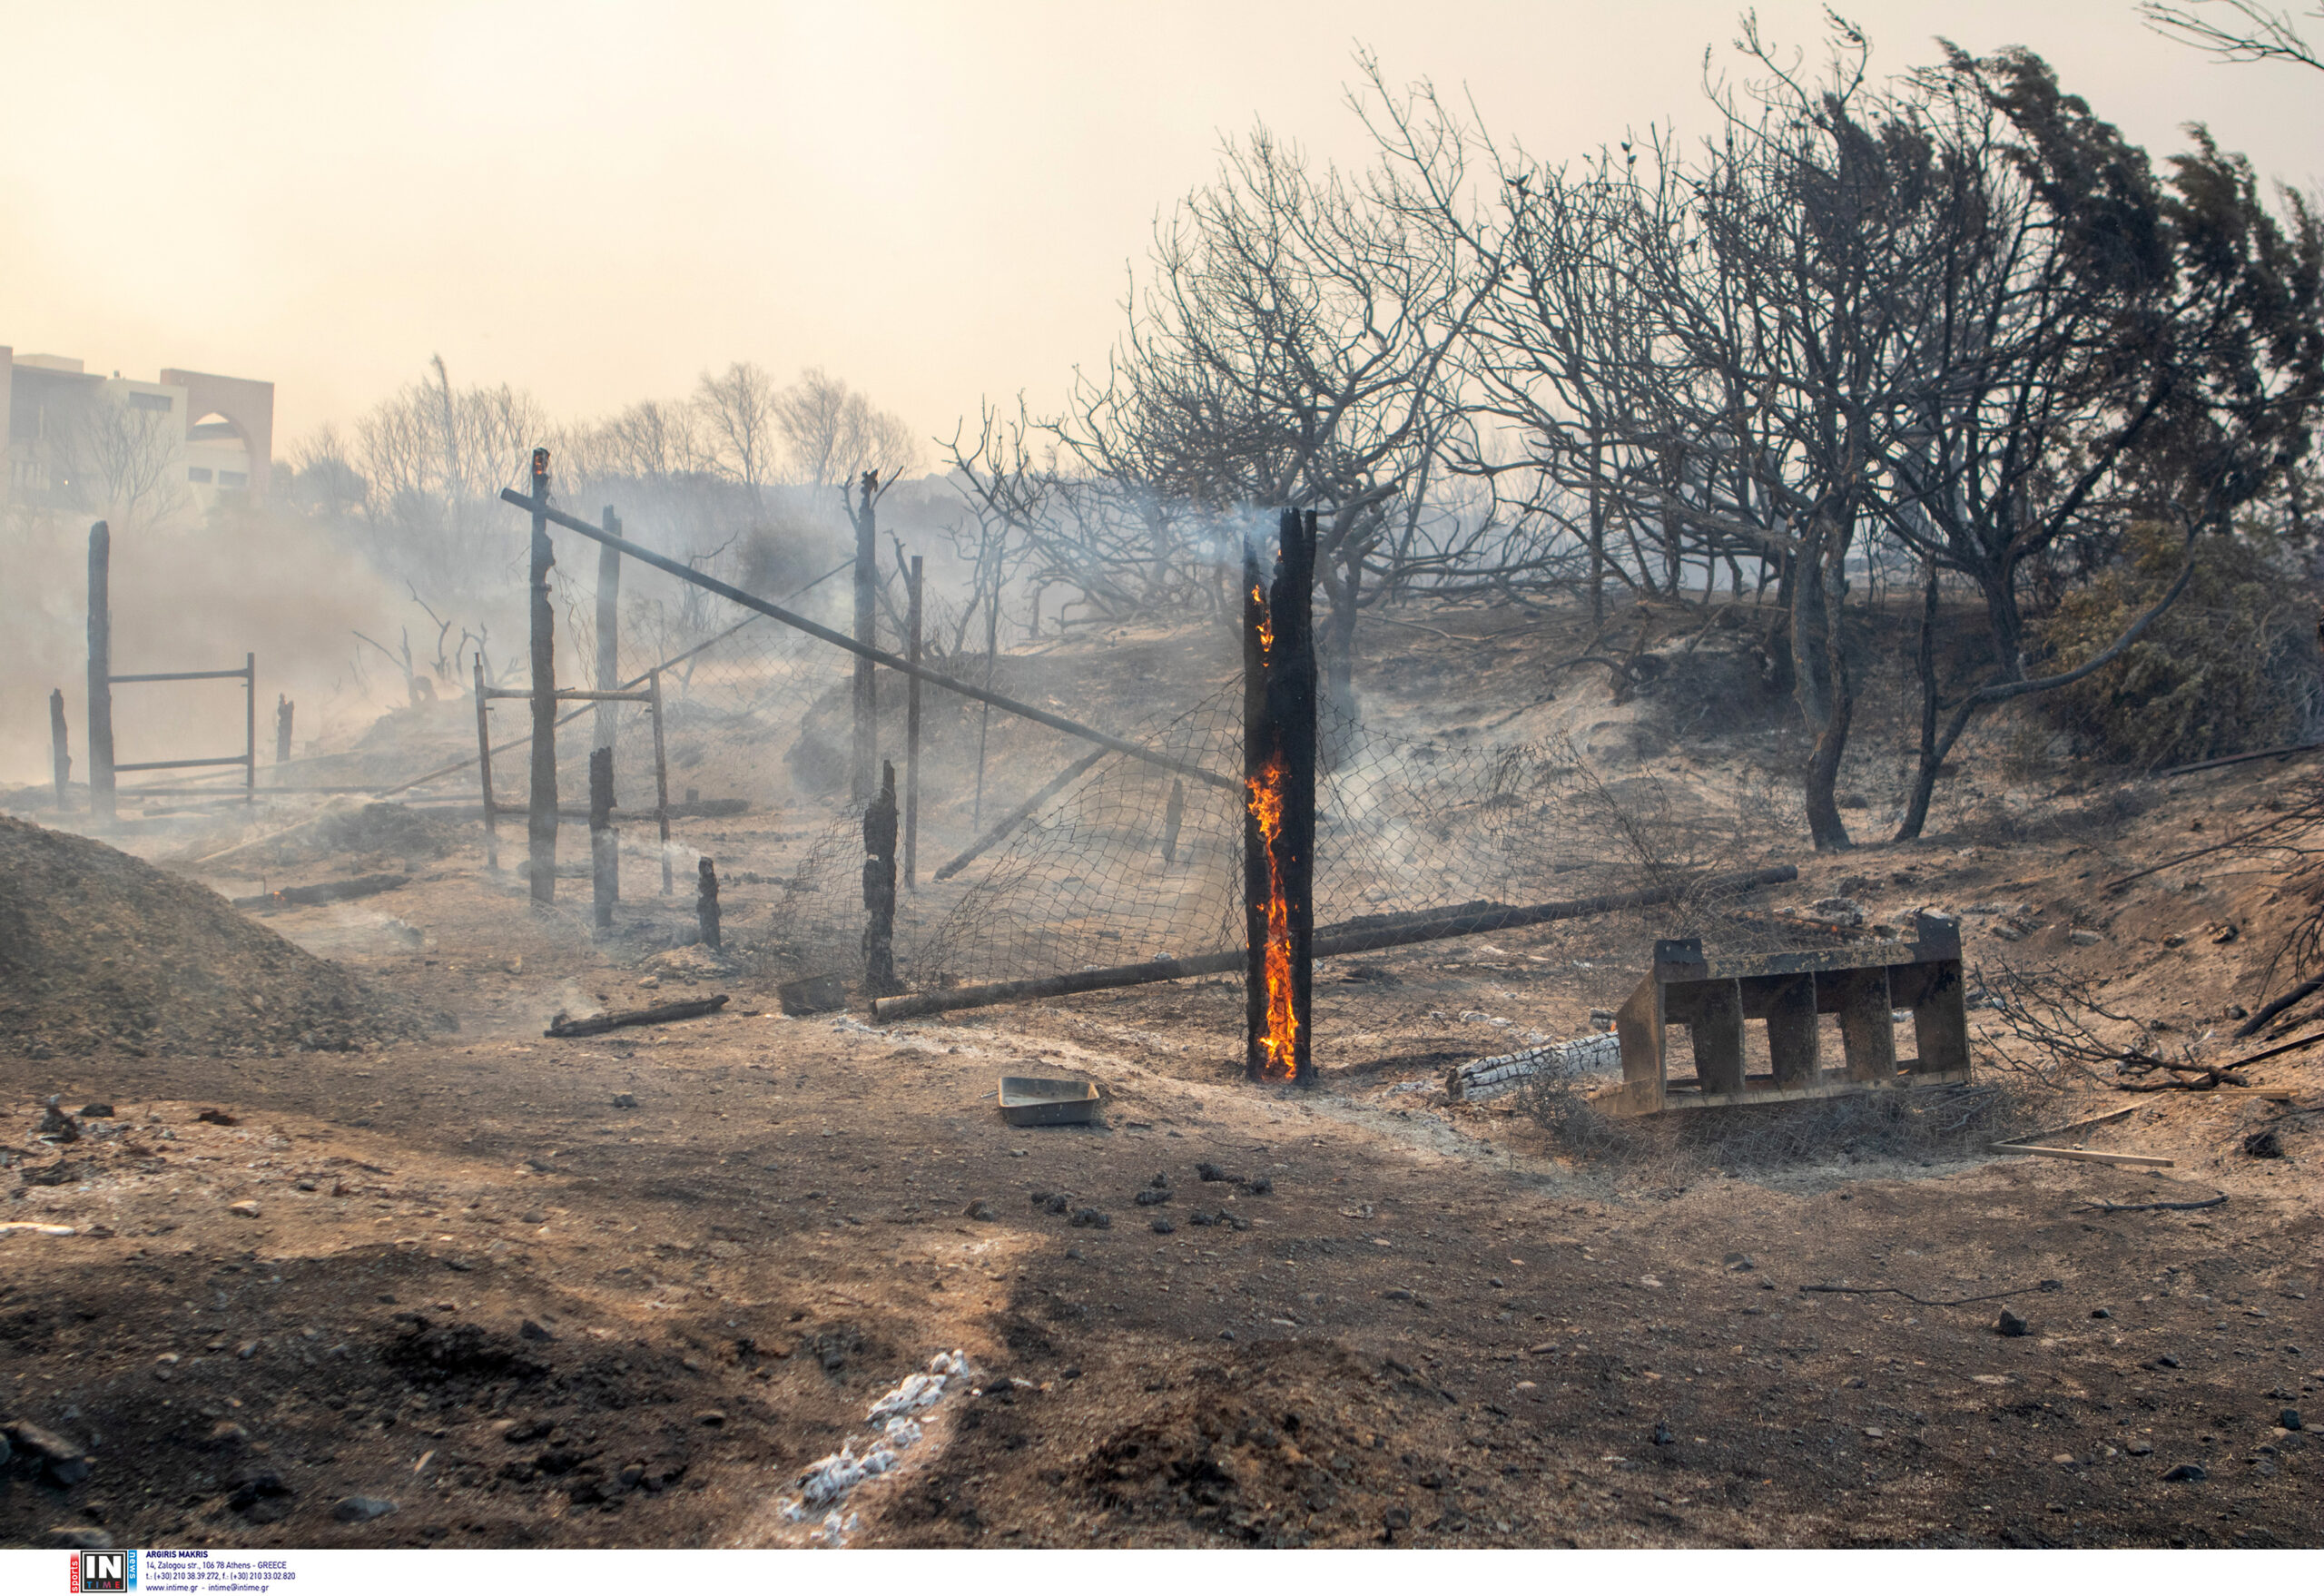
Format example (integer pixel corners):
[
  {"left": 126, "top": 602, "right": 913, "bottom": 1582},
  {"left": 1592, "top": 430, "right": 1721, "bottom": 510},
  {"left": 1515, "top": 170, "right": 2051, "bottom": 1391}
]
[
  {"left": 547, "top": 993, "right": 729, "bottom": 1038},
  {"left": 696, "top": 855, "right": 722, "bottom": 951},
  {"left": 231, "top": 873, "right": 409, "bottom": 911},
  {"left": 1245, "top": 507, "right": 1317, "bottom": 1086},
  {"left": 862, "top": 761, "right": 901, "bottom": 994},
  {"left": 868, "top": 865, "right": 1798, "bottom": 1022}
]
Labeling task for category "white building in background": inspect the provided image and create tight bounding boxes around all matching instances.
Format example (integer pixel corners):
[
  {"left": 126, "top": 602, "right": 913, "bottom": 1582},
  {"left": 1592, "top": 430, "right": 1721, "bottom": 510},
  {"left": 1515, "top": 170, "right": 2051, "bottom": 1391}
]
[{"left": 0, "top": 346, "right": 274, "bottom": 522}]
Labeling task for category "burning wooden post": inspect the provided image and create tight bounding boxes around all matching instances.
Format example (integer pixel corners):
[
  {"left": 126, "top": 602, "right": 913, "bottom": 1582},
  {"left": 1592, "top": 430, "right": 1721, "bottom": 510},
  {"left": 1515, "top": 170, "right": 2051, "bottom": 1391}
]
[
  {"left": 49, "top": 689, "right": 70, "bottom": 810},
  {"left": 862, "top": 759, "right": 901, "bottom": 995},
  {"left": 86, "top": 521, "right": 114, "bottom": 825},
  {"left": 589, "top": 745, "right": 617, "bottom": 932},
  {"left": 1243, "top": 508, "right": 1318, "bottom": 1087},
  {"left": 849, "top": 470, "right": 880, "bottom": 804},
  {"left": 526, "top": 448, "right": 557, "bottom": 905},
  {"left": 595, "top": 507, "right": 623, "bottom": 758},
  {"left": 274, "top": 695, "right": 293, "bottom": 765},
  {"left": 904, "top": 553, "right": 924, "bottom": 890},
  {"left": 650, "top": 667, "right": 674, "bottom": 894},
  {"left": 696, "top": 855, "right": 721, "bottom": 951}
]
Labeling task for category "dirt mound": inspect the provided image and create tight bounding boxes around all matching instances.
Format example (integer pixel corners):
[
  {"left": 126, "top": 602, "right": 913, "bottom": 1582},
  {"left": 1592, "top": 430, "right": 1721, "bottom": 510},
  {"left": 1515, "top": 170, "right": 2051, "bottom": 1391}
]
[{"left": 0, "top": 814, "right": 423, "bottom": 1059}]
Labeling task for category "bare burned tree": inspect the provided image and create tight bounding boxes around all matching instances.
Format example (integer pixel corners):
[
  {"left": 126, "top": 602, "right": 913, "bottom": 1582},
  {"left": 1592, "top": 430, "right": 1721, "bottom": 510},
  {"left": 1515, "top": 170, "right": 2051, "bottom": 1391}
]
[
  {"left": 1056, "top": 117, "right": 1487, "bottom": 724},
  {"left": 1867, "top": 48, "right": 2324, "bottom": 838},
  {"left": 2142, "top": 0, "right": 2324, "bottom": 70}
]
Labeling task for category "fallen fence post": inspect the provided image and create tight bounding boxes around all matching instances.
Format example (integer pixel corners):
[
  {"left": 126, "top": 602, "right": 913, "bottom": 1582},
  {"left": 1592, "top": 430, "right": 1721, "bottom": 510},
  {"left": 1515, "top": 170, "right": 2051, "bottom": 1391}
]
[
  {"left": 931, "top": 747, "right": 1108, "bottom": 882},
  {"left": 497, "top": 488, "right": 1236, "bottom": 791},
  {"left": 49, "top": 688, "right": 70, "bottom": 810},
  {"left": 867, "top": 864, "right": 1799, "bottom": 1023},
  {"left": 904, "top": 552, "right": 923, "bottom": 891},
  {"left": 547, "top": 993, "right": 728, "bottom": 1039},
  {"left": 87, "top": 521, "right": 114, "bottom": 825},
  {"left": 525, "top": 448, "right": 557, "bottom": 905}
]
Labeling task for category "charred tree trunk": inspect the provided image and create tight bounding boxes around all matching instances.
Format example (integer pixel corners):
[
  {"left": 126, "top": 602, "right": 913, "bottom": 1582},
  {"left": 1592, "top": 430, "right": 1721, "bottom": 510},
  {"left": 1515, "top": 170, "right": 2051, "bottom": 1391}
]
[
  {"left": 1243, "top": 507, "right": 1317, "bottom": 1087},
  {"left": 849, "top": 471, "right": 880, "bottom": 804},
  {"left": 86, "top": 521, "right": 113, "bottom": 825},
  {"left": 1790, "top": 517, "right": 1855, "bottom": 852},
  {"left": 1897, "top": 560, "right": 1945, "bottom": 842},
  {"left": 862, "top": 760, "right": 901, "bottom": 995},
  {"left": 589, "top": 745, "right": 617, "bottom": 932},
  {"left": 49, "top": 688, "right": 70, "bottom": 811},
  {"left": 274, "top": 695, "right": 294, "bottom": 765},
  {"left": 526, "top": 449, "right": 558, "bottom": 903}
]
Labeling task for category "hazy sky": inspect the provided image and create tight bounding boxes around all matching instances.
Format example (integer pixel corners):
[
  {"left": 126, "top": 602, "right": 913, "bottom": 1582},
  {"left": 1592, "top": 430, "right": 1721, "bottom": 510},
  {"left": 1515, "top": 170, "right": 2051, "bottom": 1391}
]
[{"left": 5, "top": 1, "right": 2319, "bottom": 461}]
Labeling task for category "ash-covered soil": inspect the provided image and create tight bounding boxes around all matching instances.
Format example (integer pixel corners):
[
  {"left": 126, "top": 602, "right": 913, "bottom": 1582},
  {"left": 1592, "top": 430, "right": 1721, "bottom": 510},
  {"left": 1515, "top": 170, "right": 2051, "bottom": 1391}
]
[
  {"left": 0, "top": 816, "right": 428, "bottom": 1059},
  {"left": 2, "top": 604, "right": 2319, "bottom": 1551}
]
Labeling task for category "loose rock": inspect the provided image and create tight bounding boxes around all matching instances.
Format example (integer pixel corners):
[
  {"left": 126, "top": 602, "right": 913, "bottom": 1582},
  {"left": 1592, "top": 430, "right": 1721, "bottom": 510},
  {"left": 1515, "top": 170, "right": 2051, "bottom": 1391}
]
[
  {"left": 1995, "top": 1309, "right": 2030, "bottom": 1337},
  {"left": 2161, "top": 1463, "right": 2207, "bottom": 1483},
  {"left": 332, "top": 1496, "right": 399, "bottom": 1523}
]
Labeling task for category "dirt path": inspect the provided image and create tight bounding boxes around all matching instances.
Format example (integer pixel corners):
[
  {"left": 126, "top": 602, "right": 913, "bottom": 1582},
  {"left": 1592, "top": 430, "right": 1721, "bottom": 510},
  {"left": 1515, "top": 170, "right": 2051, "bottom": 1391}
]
[{"left": 5, "top": 843, "right": 2317, "bottom": 1551}]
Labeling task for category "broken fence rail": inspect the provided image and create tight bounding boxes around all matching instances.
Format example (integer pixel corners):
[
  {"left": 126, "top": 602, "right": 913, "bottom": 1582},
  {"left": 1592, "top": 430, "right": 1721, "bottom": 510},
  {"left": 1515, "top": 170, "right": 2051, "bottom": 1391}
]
[
  {"left": 867, "top": 864, "right": 1797, "bottom": 1022},
  {"left": 500, "top": 490, "right": 1236, "bottom": 793},
  {"left": 546, "top": 993, "right": 729, "bottom": 1038}
]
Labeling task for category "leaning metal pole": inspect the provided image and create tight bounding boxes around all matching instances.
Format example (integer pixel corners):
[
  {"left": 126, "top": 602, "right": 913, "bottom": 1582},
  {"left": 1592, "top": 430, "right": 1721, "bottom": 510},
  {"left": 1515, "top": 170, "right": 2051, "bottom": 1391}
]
[{"left": 1244, "top": 508, "right": 1317, "bottom": 1087}]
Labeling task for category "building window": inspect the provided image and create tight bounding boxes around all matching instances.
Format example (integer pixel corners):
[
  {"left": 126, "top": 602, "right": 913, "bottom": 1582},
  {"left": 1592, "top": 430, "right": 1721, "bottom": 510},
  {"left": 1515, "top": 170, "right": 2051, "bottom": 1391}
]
[
  {"left": 218, "top": 470, "right": 248, "bottom": 488},
  {"left": 128, "top": 391, "right": 173, "bottom": 412},
  {"left": 188, "top": 466, "right": 213, "bottom": 483}
]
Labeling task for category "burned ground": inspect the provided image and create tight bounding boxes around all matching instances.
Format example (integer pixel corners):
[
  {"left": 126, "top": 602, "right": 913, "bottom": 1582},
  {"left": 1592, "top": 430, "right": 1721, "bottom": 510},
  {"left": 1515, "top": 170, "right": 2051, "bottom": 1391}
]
[{"left": 2, "top": 604, "right": 2319, "bottom": 1550}]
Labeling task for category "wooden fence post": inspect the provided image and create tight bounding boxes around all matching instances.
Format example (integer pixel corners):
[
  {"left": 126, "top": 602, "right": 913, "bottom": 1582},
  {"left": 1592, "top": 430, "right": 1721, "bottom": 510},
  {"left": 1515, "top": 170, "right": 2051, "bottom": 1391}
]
[
  {"left": 862, "top": 759, "right": 901, "bottom": 995},
  {"left": 595, "top": 506, "right": 623, "bottom": 759},
  {"left": 904, "top": 552, "right": 923, "bottom": 890},
  {"left": 650, "top": 667, "right": 673, "bottom": 894},
  {"left": 87, "top": 521, "right": 114, "bottom": 825},
  {"left": 526, "top": 448, "right": 556, "bottom": 904},
  {"left": 475, "top": 655, "right": 498, "bottom": 872},
  {"left": 590, "top": 745, "right": 616, "bottom": 932},
  {"left": 849, "top": 470, "right": 879, "bottom": 804},
  {"left": 49, "top": 689, "right": 70, "bottom": 810},
  {"left": 243, "top": 652, "right": 256, "bottom": 803},
  {"left": 696, "top": 856, "right": 722, "bottom": 951}
]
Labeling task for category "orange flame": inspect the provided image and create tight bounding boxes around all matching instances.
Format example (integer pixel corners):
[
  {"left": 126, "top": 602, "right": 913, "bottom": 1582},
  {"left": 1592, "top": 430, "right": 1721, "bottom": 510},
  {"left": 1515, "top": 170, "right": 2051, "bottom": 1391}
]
[
  {"left": 1251, "top": 586, "right": 1274, "bottom": 655},
  {"left": 1246, "top": 749, "right": 1296, "bottom": 1079}
]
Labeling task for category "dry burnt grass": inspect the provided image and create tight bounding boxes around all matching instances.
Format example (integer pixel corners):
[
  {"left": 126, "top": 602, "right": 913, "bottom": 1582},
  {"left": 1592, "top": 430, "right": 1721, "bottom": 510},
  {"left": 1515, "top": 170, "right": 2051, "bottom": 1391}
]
[{"left": 2, "top": 605, "right": 2321, "bottom": 1552}]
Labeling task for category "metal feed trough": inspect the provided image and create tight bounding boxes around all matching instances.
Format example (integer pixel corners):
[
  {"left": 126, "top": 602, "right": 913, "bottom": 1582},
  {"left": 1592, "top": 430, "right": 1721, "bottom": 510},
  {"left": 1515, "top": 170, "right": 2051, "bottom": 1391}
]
[{"left": 1603, "top": 912, "right": 1970, "bottom": 1116}]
